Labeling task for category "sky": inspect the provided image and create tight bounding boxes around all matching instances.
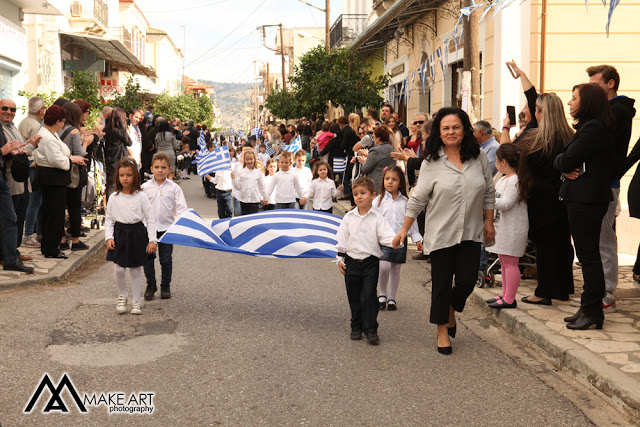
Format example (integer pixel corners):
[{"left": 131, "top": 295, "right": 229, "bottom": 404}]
[{"left": 136, "top": 0, "right": 341, "bottom": 84}]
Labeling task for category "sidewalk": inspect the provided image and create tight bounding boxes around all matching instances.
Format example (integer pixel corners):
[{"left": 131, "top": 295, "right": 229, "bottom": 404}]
[
  {"left": 0, "top": 228, "right": 105, "bottom": 290},
  {"left": 333, "top": 199, "right": 640, "bottom": 421}
]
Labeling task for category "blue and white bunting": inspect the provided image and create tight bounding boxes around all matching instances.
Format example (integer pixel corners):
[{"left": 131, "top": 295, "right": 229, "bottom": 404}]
[
  {"left": 333, "top": 157, "right": 347, "bottom": 173},
  {"left": 197, "top": 145, "right": 231, "bottom": 177},
  {"left": 159, "top": 209, "right": 341, "bottom": 259}
]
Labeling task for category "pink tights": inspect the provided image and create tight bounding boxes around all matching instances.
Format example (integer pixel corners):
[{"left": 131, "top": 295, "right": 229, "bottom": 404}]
[{"left": 498, "top": 254, "right": 520, "bottom": 304}]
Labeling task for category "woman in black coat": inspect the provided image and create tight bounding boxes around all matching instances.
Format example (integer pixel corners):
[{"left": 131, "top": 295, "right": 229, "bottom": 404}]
[
  {"left": 623, "top": 137, "right": 640, "bottom": 283},
  {"left": 554, "top": 83, "right": 615, "bottom": 330},
  {"left": 104, "top": 107, "right": 132, "bottom": 201}
]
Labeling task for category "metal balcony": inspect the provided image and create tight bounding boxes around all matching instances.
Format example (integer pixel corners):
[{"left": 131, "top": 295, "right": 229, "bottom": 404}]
[
  {"left": 69, "top": 0, "right": 108, "bottom": 28},
  {"left": 329, "top": 14, "right": 368, "bottom": 49},
  {"left": 110, "top": 26, "right": 132, "bottom": 52}
]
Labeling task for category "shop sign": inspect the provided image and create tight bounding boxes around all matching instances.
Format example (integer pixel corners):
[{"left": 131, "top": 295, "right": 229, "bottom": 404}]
[{"left": 0, "top": 15, "right": 27, "bottom": 64}]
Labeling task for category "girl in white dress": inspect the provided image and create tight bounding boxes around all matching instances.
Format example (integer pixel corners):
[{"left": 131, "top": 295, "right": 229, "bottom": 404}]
[{"left": 486, "top": 144, "right": 529, "bottom": 308}]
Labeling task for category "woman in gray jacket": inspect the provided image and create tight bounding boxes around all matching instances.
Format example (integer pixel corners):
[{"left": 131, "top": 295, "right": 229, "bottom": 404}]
[
  {"left": 357, "top": 125, "right": 396, "bottom": 192},
  {"left": 155, "top": 120, "right": 179, "bottom": 180}
]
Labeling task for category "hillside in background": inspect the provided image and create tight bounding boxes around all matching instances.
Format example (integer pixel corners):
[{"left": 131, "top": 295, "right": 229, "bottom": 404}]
[{"left": 201, "top": 81, "right": 253, "bottom": 131}]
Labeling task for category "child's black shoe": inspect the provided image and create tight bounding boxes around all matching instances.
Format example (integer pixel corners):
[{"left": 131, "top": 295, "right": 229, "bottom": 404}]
[
  {"left": 350, "top": 329, "right": 363, "bottom": 340},
  {"left": 365, "top": 332, "right": 380, "bottom": 345}
]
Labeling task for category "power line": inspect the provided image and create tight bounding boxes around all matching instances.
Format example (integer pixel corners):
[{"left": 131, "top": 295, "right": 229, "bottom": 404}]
[{"left": 184, "top": 0, "right": 267, "bottom": 67}]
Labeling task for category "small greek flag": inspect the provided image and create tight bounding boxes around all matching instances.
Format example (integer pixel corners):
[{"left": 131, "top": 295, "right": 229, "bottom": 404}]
[
  {"left": 192, "top": 145, "right": 208, "bottom": 164},
  {"left": 266, "top": 141, "right": 276, "bottom": 156},
  {"left": 230, "top": 128, "right": 237, "bottom": 136},
  {"left": 285, "top": 136, "right": 302, "bottom": 154},
  {"left": 198, "top": 132, "right": 206, "bottom": 150},
  {"left": 197, "top": 145, "right": 231, "bottom": 177},
  {"left": 159, "top": 209, "right": 341, "bottom": 258},
  {"left": 251, "top": 127, "right": 262, "bottom": 137},
  {"left": 333, "top": 157, "right": 347, "bottom": 173}
]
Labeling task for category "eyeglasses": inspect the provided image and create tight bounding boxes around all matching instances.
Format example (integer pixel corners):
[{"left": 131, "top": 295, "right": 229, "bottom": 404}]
[
  {"left": 412, "top": 120, "right": 425, "bottom": 125},
  {"left": 1, "top": 106, "right": 17, "bottom": 112}
]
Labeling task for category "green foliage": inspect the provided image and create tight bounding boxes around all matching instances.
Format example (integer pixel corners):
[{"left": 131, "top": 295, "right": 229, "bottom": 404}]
[
  {"left": 108, "top": 77, "right": 144, "bottom": 114},
  {"left": 267, "top": 45, "right": 390, "bottom": 118},
  {"left": 17, "top": 90, "right": 59, "bottom": 114},
  {"left": 264, "top": 86, "right": 304, "bottom": 121},
  {"left": 63, "top": 71, "right": 102, "bottom": 108},
  {"left": 153, "top": 92, "right": 214, "bottom": 127}
]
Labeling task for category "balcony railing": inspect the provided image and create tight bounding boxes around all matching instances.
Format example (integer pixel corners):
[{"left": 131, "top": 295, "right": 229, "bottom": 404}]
[
  {"left": 110, "top": 26, "right": 132, "bottom": 52},
  {"left": 69, "top": 0, "right": 108, "bottom": 28},
  {"left": 329, "top": 14, "right": 367, "bottom": 49}
]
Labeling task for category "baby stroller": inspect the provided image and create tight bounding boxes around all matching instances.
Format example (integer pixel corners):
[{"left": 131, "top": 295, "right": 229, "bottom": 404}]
[
  {"left": 81, "top": 138, "right": 106, "bottom": 230},
  {"left": 476, "top": 240, "right": 538, "bottom": 288}
]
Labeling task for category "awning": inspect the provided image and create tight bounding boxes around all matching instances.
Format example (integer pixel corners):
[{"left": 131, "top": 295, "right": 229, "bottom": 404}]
[
  {"left": 59, "top": 32, "right": 157, "bottom": 78},
  {"left": 350, "top": 0, "right": 447, "bottom": 53}
]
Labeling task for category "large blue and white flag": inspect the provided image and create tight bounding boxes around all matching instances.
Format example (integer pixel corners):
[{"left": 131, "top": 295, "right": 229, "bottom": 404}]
[
  {"left": 284, "top": 136, "right": 302, "bottom": 154},
  {"left": 197, "top": 145, "right": 231, "bottom": 176},
  {"left": 159, "top": 209, "right": 341, "bottom": 259},
  {"left": 333, "top": 157, "right": 347, "bottom": 173}
]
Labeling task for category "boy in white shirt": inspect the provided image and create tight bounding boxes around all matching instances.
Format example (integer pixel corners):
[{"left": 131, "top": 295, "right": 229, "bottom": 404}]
[
  {"left": 209, "top": 168, "right": 233, "bottom": 219},
  {"left": 335, "top": 176, "right": 398, "bottom": 345},
  {"left": 264, "top": 151, "right": 305, "bottom": 209},
  {"left": 294, "top": 149, "right": 313, "bottom": 209},
  {"left": 257, "top": 143, "right": 271, "bottom": 166},
  {"left": 142, "top": 152, "right": 188, "bottom": 300}
]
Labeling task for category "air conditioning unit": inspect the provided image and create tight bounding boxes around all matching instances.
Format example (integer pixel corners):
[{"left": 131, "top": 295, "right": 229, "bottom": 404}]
[{"left": 70, "top": 1, "right": 82, "bottom": 17}]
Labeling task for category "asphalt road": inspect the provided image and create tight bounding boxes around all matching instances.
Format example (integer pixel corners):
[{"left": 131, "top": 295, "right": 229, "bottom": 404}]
[{"left": 0, "top": 176, "right": 631, "bottom": 426}]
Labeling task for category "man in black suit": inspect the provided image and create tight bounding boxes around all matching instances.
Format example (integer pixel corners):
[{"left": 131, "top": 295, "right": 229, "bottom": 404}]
[{"left": 0, "top": 128, "right": 34, "bottom": 273}]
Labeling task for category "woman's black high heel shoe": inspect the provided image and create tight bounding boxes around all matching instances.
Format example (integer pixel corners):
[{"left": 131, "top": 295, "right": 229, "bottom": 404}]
[
  {"left": 566, "top": 313, "right": 604, "bottom": 330},
  {"left": 437, "top": 330, "right": 452, "bottom": 355}
]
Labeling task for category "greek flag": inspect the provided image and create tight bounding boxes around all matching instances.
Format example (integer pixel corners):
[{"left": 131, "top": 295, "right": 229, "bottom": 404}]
[
  {"left": 198, "top": 132, "right": 206, "bottom": 150},
  {"left": 333, "top": 157, "right": 347, "bottom": 173},
  {"left": 285, "top": 136, "right": 302, "bottom": 154},
  {"left": 251, "top": 127, "right": 262, "bottom": 137},
  {"left": 192, "top": 144, "right": 208, "bottom": 164},
  {"left": 266, "top": 141, "right": 276, "bottom": 156},
  {"left": 197, "top": 145, "right": 231, "bottom": 177},
  {"left": 159, "top": 209, "right": 341, "bottom": 258}
]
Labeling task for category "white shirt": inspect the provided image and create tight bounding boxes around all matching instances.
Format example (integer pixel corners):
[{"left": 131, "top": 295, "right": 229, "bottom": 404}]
[
  {"left": 211, "top": 169, "right": 233, "bottom": 191},
  {"left": 105, "top": 191, "right": 157, "bottom": 242},
  {"left": 142, "top": 177, "right": 188, "bottom": 232},
  {"left": 372, "top": 192, "right": 422, "bottom": 243},
  {"left": 264, "top": 174, "right": 277, "bottom": 204},
  {"left": 335, "top": 207, "right": 398, "bottom": 261},
  {"left": 257, "top": 151, "right": 271, "bottom": 166},
  {"left": 294, "top": 166, "right": 313, "bottom": 193},
  {"left": 128, "top": 125, "right": 142, "bottom": 168},
  {"left": 233, "top": 166, "right": 267, "bottom": 203},
  {"left": 305, "top": 177, "right": 339, "bottom": 210},
  {"left": 231, "top": 161, "right": 243, "bottom": 199},
  {"left": 265, "top": 169, "right": 303, "bottom": 203}
]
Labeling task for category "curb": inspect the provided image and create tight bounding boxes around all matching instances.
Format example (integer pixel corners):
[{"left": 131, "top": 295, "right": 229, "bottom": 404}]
[
  {"left": 0, "top": 230, "right": 105, "bottom": 291},
  {"left": 469, "top": 287, "right": 640, "bottom": 421}
]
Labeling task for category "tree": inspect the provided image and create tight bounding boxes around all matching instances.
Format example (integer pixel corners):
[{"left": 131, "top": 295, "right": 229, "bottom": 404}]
[
  {"left": 63, "top": 71, "right": 102, "bottom": 108},
  {"left": 263, "top": 86, "right": 304, "bottom": 120},
  {"left": 109, "top": 77, "right": 152, "bottom": 114},
  {"left": 153, "top": 92, "right": 214, "bottom": 127},
  {"left": 268, "top": 45, "right": 390, "bottom": 117}
]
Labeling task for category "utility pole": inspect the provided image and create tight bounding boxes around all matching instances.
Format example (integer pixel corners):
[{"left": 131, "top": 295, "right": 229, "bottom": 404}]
[
  {"left": 279, "top": 24, "right": 286, "bottom": 89},
  {"left": 462, "top": 0, "right": 480, "bottom": 123},
  {"left": 180, "top": 24, "right": 187, "bottom": 92},
  {"left": 294, "top": 0, "right": 330, "bottom": 52},
  {"left": 325, "top": 0, "right": 330, "bottom": 52}
]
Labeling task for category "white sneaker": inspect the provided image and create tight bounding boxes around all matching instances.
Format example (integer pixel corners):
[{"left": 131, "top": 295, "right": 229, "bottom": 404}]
[
  {"left": 602, "top": 293, "right": 616, "bottom": 313},
  {"left": 130, "top": 302, "right": 142, "bottom": 315},
  {"left": 23, "top": 236, "right": 41, "bottom": 248},
  {"left": 116, "top": 296, "right": 128, "bottom": 314}
]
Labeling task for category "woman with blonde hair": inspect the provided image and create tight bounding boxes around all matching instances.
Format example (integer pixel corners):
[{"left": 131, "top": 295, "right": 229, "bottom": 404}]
[{"left": 507, "top": 64, "right": 576, "bottom": 306}]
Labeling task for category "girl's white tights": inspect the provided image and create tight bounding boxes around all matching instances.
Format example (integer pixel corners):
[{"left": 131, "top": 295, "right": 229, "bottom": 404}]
[
  {"left": 114, "top": 265, "right": 143, "bottom": 303},
  {"left": 378, "top": 260, "right": 402, "bottom": 300}
]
